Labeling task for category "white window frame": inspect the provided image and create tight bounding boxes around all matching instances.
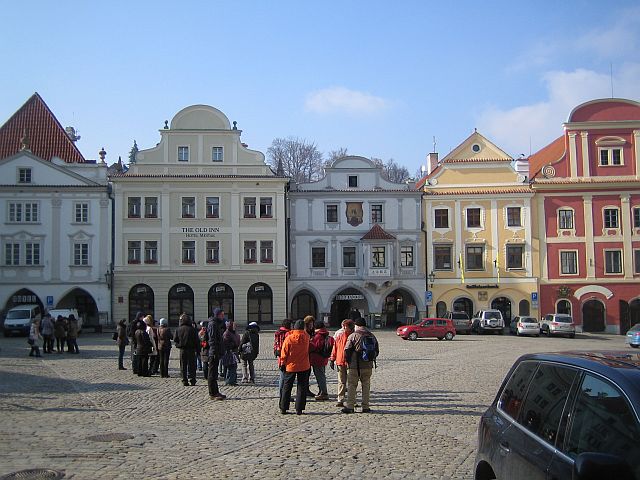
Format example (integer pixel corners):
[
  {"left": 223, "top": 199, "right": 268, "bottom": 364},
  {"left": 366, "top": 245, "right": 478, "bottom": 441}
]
[
  {"left": 182, "top": 240, "right": 196, "bottom": 264},
  {"left": 260, "top": 240, "right": 273, "bottom": 263},
  {"left": 433, "top": 244, "right": 453, "bottom": 271},
  {"left": 400, "top": 245, "right": 414, "bottom": 267},
  {"left": 505, "top": 206, "right": 522, "bottom": 228},
  {"left": 181, "top": 197, "right": 196, "bottom": 219},
  {"left": 633, "top": 207, "right": 640, "bottom": 229},
  {"left": 371, "top": 246, "right": 386, "bottom": 268},
  {"left": 177, "top": 146, "right": 190, "bottom": 162},
  {"left": 128, "top": 241, "right": 141, "bottom": 264},
  {"left": 434, "top": 207, "right": 450, "bottom": 230},
  {"left": 206, "top": 197, "right": 220, "bottom": 219},
  {"left": 342, "top": 245, "right": 357, "bottom": 268},
  {"left": 465, "top": 205, "right": 484, "bottom": 230},
  {"left": 598, "top": 147, "right": 623, "bottom": 166},
  {"left": 74, "top": 202, "right": 89, "bottom": 223},
  {"left": 244, "top": 241, "right": 257, "bottom": 263},
  {"left": 144, "top": 241, "right": 158, "bottom": 264},
  {"left": 128, "top": 197, "right": 141, "bottom": 218},
  {"left": 559, "top": 250, "right": 578, "bottom": 275},
  {"left": 311, "top": 246, "right": 326, "bottom": 268},
  {"left": 206, "top": 241, "right": 220, "bottom": 264},
  {"left": 371, "top": 204, "right": 383, "bottom": 224},
  {"left": 4, "top": 243, "right": 20, "bottom": 265},
  {"left": 260, "top": 197, "right": 273, "bottom": 218},
  {"left": 18, "top": 167, "right": 32, "bottom": 184},
  {"left": 211, "top": 146, "right": 223, "bottom": 162},
  {"left": 144, "top": 197, "right": 158, "bottom": 218},
  {"left": 558, "top": 208, "right": 575, "bottom": 230},
  {"left": 603, "top": 207, "right": 620, "bottom": 229},
  {"left": 465, "top": 244, "right": 485, "bottom": 271},
  {"left": 348, "top": 175, "right": 358, "bottom": 188},
  {"left": 25, "top": 242, "right": 41, "bottom": 266},
  {"left": 8, "top": 202, "right": 39, "bottom": 223},
  {"left": 506, "top": 244, "right": 524, "bottom": 270},
  {"left": 244, "top": 197, "right": 256, "bottom": 218},
  {"left": 73, "top": 242, "right": 89, "bottom": 266},
  {"left": 326, "top": 204, "right": 339, "bottom": 223},
  {"left": 604, "top": 249, "right": 623, "bottom": 274}
]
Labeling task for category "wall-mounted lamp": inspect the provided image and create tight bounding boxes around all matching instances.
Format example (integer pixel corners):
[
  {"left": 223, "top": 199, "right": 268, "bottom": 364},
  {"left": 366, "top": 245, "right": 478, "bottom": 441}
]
[
  {"left": 493, "top": 259, "right": 498, "bottom": 267},
  {"left": 428, "top": 270, "right": 436, "bottom": 288}
]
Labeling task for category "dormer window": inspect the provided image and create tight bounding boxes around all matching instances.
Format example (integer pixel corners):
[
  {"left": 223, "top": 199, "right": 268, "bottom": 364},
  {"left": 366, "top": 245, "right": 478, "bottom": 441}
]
[
  {"left": 596, "top": 136, "right": 625, "bottom": 166},
  {"left": 348, "top": 175, "right": 358, "bottom": 188},
  {"left": 178, "top": 146, "right": 190, "bottom": 162},
  {"left": 18, "top": 168, "right": 32, "bottom": 183}
]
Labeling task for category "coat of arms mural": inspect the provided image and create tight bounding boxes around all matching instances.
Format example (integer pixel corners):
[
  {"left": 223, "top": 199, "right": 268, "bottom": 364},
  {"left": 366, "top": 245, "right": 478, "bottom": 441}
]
[{"left": 346, "top": 202, "right": 363, "bottom": 226}]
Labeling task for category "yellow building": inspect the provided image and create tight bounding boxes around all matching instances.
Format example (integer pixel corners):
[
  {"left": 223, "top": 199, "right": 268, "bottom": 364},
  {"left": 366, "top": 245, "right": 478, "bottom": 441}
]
[{"left": 421, "top": 131, "right": 539, "bottom": 323}]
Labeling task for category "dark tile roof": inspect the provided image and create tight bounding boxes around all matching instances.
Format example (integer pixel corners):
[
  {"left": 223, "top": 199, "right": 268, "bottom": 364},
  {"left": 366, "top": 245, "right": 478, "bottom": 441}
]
[
  {"left": 361, "top": 223, "right": 396, "bottom": 240},
  {"left": 0, "top": 93, "right": 86, "bottom": 163}
]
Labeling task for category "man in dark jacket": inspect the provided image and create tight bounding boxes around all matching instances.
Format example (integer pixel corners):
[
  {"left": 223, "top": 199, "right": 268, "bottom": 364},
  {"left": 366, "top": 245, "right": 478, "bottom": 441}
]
[
  {"left": 174, "top": 313, "right": 198, "bottom": 386},
  {"left": 207, "top": 308, "right": 226, "bottom": 400}
]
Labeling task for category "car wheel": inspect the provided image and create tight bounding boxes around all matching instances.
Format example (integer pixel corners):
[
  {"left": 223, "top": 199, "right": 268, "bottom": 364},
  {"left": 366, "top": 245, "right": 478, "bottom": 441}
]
[
  {"left": 445, "top": 332, "right": 454, "bottom": 341},
  {"left": 569, "top": 333, "right": 575, "bottom": 339},
  {"left": 408, "top": 332, "right": 418, "bottom": 341}
]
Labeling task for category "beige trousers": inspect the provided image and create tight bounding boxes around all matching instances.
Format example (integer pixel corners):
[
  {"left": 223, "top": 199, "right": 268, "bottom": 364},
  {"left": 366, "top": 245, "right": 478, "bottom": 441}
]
[
  {"left": 336, "top": 365, "right": 348, "bottom": 402},
  {"left": 346, "top": 366, "right": 372, "bottom": 409}
]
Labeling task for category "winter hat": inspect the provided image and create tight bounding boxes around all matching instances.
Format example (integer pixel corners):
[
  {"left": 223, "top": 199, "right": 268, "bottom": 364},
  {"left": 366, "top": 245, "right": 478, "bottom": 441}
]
[
  {"left": 293, "top": 319, "right": 305, "bottom": 330},
  {"left": 213, "top": 308, "right": 221, "bottom": 317},
  {"left": 159, "top": 318, "right": 168, "bottom": 327},
  {"left": 248, "top": 321, "right": 258, "bottom": 328},
  {"left": 355, "top": 317, "right": 367, "bottom": 327}
]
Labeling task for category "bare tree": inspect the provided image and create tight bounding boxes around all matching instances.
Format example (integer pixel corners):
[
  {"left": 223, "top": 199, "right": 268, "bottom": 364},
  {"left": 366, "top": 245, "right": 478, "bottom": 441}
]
[
  {"left": 267, "top": 137, "right": 324, "bottom": 184},
  {"left": 371, "top": 157, "right": 411, "bottom": 183},
  {"left": 326, "top": 147, "right": 349, "bottom": 164}
]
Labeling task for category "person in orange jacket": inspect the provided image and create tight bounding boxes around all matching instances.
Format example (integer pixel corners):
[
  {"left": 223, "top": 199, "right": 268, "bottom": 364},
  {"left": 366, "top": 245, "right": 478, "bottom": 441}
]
[
  {"left": 329, "top": 319, "right": 355, "bottom": 407},
  {"left": 279, "top": 319, "right": 311, "bottom": 415}
]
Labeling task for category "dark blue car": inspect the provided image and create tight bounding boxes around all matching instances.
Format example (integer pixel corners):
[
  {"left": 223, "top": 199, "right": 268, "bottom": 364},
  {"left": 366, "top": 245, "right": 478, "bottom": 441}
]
[{"left": 475, "top": 351, "right": 640, "bottom": 480}]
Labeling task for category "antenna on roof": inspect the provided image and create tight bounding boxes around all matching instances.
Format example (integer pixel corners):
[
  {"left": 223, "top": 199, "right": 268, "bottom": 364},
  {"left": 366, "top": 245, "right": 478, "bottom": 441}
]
[{"left": 432, "top": 136, "right": 437, "bottom": 153}]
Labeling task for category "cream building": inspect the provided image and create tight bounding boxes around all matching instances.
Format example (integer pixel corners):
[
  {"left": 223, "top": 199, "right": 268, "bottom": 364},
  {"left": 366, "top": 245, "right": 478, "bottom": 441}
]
[
  {"left": 421, "top": 131, "right": 539, "bottom": 322},
  {"left": 109, "top": 105, "right": 288, "bottom": 327}
]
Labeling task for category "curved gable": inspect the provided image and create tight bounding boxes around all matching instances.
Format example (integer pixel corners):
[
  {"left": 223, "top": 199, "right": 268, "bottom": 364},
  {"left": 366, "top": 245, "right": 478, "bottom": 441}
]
[
  {"left": 170, "top": 105, "right": 231, "bottom": 130},
  {"left": 330, "top": 155, "right": 377, "bottom": 169},
  {"left": 568, "top": 99, "right": 640, "bottom": 123}
]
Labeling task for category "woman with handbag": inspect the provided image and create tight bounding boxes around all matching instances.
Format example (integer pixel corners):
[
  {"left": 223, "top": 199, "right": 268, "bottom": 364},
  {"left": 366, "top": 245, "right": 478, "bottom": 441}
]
[
  {"left": 28, "top": 319, "right": 42, "bottom": 357},
  {"left": 240, "top": 322, "right": 260, "bottom": 384}
]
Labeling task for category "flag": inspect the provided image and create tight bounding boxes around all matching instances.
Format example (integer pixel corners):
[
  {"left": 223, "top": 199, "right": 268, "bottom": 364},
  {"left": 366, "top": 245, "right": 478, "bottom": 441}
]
[
  {"left": 496, "top": 252, "right": 500, "bottom": 284},
  {"left": 459, "top": 251, "right": 465, "bottom": 283}
]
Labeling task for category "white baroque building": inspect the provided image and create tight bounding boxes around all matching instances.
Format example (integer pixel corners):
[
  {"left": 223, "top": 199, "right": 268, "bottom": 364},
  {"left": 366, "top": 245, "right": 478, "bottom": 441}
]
[
  {"left": 288, "top": 156, "right": 425, "bottom": 326},
  {"left": 109, "top": 105, "right": 288, "bottom": 327}
]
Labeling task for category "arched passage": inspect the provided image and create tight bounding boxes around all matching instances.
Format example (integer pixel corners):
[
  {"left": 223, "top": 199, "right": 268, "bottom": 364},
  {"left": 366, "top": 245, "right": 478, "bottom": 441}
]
[
  {"left": 208, "top": 283, "right": 234, "bottom": 321},
  {"left": 3, "top": 288, "right": 43, "bottom": 317},
  {"left": 330, "top": 287, "right": 367, "bottom": 327},
  {"left": 56, "top": 288, "right": 98, "bottom": 328},
  {"left": 383, "top": 289, "right": 418, "bottom": 326},
  {"left": 129, "top": 284, "right": 154, "bottom": 322},
  {"left": 248, "top": 283, "right": 273, "bottom": 325},
  {"left": 582, "top": 299, "right": 605, "bottom": 332},
  {"left": 168, "top": 283, "right": 194, "bottom": 327},
  {"left": 452, "top": 297, "right": 474, "bottom": 319},
  {"left": 491, "top": 297, "right": 512, "bottom": 323},
  {"left": 291, "top": 290, "right": 318, "bottom": 321}
]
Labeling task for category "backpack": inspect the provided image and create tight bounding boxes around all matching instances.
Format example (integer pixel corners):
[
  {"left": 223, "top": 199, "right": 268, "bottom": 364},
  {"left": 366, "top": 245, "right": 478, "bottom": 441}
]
[
  {"left": 319, "top": 334, "right": 334, "bottom": 358},
  {"left": 359, "top": 335, "right": 378, "bottom": 363},
  {"left": 273, "top": 329, "right": 287, "bottom": 357}
]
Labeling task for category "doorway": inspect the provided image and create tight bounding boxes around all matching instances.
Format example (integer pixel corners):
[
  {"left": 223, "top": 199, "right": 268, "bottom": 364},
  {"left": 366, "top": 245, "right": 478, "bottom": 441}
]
[
  {"left": 582, "top": 299, "right": 605, "bottom": 332},
  {"left": 491, "top": 297, "right": 512, "bottom": 323}
]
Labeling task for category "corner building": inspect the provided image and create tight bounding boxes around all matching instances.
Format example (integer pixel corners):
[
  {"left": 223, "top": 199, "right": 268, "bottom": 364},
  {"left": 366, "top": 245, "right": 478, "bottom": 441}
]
[{"left": 110, "top": 105, "right": 288, "bottom": 327}]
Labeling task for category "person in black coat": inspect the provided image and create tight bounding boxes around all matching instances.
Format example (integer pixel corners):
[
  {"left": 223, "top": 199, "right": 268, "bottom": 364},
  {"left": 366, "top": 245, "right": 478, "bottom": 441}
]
[
  {"left": 174, "top": 313, "right": 198, "bottom": 386},
  {"left": 240, "top": 322, "right": 260, "bottom": 383},
  {"left": 206, "top": 309, "right": 226, "bottom": 400}
]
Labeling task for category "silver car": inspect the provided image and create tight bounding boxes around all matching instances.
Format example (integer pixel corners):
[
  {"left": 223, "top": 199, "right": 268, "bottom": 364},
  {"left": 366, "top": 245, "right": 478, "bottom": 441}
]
[
  {"left": 510, "top": 316, "right": 541, "bottom": 336},
  {"left": 540, "top": 313, "right": 576, "bottom": 338}
]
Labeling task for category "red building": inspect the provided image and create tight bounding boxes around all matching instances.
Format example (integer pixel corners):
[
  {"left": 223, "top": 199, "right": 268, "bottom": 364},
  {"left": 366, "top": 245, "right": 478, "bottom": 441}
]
[{"left": 530, "top": 98, "right": 640, "bottom": 334}]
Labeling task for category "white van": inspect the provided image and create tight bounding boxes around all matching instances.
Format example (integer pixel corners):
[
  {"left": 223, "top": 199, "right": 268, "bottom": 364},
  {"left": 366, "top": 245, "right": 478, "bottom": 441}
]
[
  {"left": 48, "top": 308, "right": 83, "bottom": 333},
  {"left": 3, "top": 304, "right": 42, "bottom": 337}
]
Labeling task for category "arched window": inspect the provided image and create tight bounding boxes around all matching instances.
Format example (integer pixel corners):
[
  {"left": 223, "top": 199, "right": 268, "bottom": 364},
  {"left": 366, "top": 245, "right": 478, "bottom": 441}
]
[
  {"left": 129, "top": 284, "right": 154, "bottom": 321},
  {"left": 208, "top": 283, "right": 234, "bottom": 321},
  {"left": 436, "top": 301, "right": 447, "bottom": 318},
  {"left": 557, "top": 299, "right": 571, "bottom": 315},
  {"left": 518, "top": 300, "right": 530, "bottom": 316},
  {"left": 168, "top": 284, "right": 194, "bottom": 327},
  {"left": 248, "top": 283, "right": 273, "bottom": 325}
]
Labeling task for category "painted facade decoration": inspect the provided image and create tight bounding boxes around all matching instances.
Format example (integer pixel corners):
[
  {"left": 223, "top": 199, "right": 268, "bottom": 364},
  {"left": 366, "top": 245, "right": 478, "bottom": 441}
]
[{"left": 530, "top": 98, "right": 640, "bottom": 334}]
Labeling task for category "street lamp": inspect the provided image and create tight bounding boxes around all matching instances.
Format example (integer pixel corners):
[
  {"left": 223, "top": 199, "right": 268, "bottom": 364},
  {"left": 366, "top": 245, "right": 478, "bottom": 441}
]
[{"left": 428, "top": 270, "right": 436, "bottom": 289}]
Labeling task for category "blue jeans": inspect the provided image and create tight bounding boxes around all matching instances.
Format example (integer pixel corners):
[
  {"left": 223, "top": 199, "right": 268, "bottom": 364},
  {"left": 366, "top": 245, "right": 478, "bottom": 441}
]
[
  {"left": 224, "top": 363, "right": 237, "bottom": 385},
  {"left": 312, "top": 365, "right": 328, "bottom": 395}
]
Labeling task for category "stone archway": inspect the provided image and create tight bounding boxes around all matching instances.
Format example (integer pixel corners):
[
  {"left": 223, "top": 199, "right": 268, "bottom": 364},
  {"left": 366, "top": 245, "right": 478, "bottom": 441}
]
[
  {"left": 291, "top": 290, "right": 318, "bottom": 321},
  {"left": 582, "top": 299, "right": 605, "bottom": 332},
  {"left": 452, "top": 297, "right": 474, "bottom": 319},
  {"left": 491, "top": 297, "right": 513, "bottom": 324}
]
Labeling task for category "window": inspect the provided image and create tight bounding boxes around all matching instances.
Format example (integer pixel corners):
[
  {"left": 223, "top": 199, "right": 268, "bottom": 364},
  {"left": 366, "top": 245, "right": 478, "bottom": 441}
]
[
  {"left": 144, "top": 197, "right": 158, "bottom": 218},
  {"left": 5, "top": 243, "right": 19, "bottom": 265},
  {"left": 434, "top": 245, "right": 452, "bottom": 270},
  {"left": 74, "top": 202, "right": 89, "bottom": 223},
  {"left": 260, "top": 241, "right": 273, "bottom": 263},
  {"left": 507, "top": 207, "right": 521, "bottom": 227},
  {"left": 326, "top": 204, "right": 338, "bottom": 223},
  {"left": 558, "top": 209, "right": 574, "bottom": 229},
  {"left": 516, "top": 364, "right": 577, "bottom": 446},
  {"left": 604, "top": 208, "right": 619, "bottom": 229},
  {"left": 599, "top": 148, "right": 623, "bottom": 166},
  {"left": 182, "top": 197, "right": 195, "bottom": 218},
  {"left": 178, "top": 146, "right": 189, "bottom": 162},
  {"left": 372, "top": 246, "right": 386, "bottom": 267},
  {"left": 635, "top": 250, "right": 640, "bottom": 274},
  {"left": 206, "top": 241, "right": 220, "bottom": 264},
  {"left": 633, "top": 207, "right": 640, "bottom": 228},
  {"left": 128, "top": 241, "right": 141, "bottom": 264},
  {"left": 128, "top": 197, "right": 141, "bottom": 218},
  {"left": 312, "top": 247, "right": 326, "bottom": 268},
  {"left": 401, "top": 246, "right": 414, "bottom": 267},
  {"left": 73, "top": 243, "right": 89, "bottom": 266},
  {"left": 182, "top": 241, "right": 196, "bottom": 263},
  {"left": 466, "top": 245, "right": 484, "bottom": 270},
  {"left": 206, "top": 197, "right": 220, "bottom": 219},
  {"left": 498, "top": 360, "right": 537, "bottom": 419},
  {"left": 244, "top": 197, "right": 256, "bottom": 218},
  {"left": 348, "top": 175, "right": 358, "bottom": 188},
  {"left": 212, "top": 146, "right": 223, "bottom": 162},
  {"left": 244, "top": 241, "right": 257, "bottom": 263},
  {"left": 25, "top": 243, "right": 40, "bottom": 265},
  {"left": 467, "top": 208, "right": 481, "bottom": 228},
  {"left": 8, "top": 202, "right": 38, "bottom": 222},
  {"left": 144, "top": 241, "right": 157, "bottom": 264},
  {"left": 565, "top": 374, "right": 640, "bottom": 469},
  {"left": 260, "top": 197, "right": 273, "bottom": 218},
  {"left": 342, "top": 246, "right": 356, "bottom": 268},
  {"left": 560, "top": 251, "right": 578, "bottom": 275},
  {"left": 371, "top": 204, "right": 383, "bottom": 223},
  {"left": 506, "top": 245, "right": 524, "bottom": 269},
  {"left": 604, "top": 250, "right": 622, "bottom": 274},
  {"left": 18, "top": 168, "right": 32, "bottom": 183},
  {"left": 434, "top": 209, "right": 449, "bottom": 228}
]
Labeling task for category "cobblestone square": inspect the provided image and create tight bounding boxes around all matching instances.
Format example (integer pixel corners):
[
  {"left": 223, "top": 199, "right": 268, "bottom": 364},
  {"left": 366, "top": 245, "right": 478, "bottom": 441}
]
[{"left": 0, "top": 330, "right": 628, "bottom": 479}]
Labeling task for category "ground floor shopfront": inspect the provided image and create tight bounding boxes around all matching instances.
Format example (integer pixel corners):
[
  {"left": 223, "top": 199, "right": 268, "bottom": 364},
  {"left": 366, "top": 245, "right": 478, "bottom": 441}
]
[
  {"left": 289, "top": 280, "right": 426, "bottom": 328},
  {"left": 428, "top": 280, "right": 540, "bottom": 325},
  {"left": 111, "top": 271, "right": 287, "bottom": 327},
  {"left": 538, "top": 282, "right": 640, "bottom": 334}
]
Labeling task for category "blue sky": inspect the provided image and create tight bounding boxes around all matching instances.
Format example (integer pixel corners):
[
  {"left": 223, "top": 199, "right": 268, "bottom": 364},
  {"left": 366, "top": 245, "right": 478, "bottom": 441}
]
[{"left": 1, "top": 1, "right": 639, "bottom": 175}]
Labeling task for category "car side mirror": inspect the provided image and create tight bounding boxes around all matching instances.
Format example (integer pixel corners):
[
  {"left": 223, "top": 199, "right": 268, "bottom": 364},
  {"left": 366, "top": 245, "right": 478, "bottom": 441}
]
[{"left": 573, "top": 452, "right": 634, "bottom": 480}]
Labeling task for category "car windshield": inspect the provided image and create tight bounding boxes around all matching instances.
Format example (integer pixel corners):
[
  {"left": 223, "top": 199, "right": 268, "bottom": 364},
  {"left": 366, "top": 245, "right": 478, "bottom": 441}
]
[
  {"left": 485, "top": 312, "right": 501, "bottom": 320},
  {"left": 6, "top": 310, "right": 29, "bottom": 319},
  {"left": 519, "top": 317, "right": 537, "bottom": 323},
  {"left": 555, "top": 316, "right": 572, "bottom": 323},
  {"left": 451, "top": 313, "right": 468, "bottom": 319}
]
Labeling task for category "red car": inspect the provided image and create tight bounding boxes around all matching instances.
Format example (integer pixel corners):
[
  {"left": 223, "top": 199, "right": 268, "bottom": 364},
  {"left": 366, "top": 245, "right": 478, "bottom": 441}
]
[{"left": 396, "top": 318, "right": 456, "bottom": 341}]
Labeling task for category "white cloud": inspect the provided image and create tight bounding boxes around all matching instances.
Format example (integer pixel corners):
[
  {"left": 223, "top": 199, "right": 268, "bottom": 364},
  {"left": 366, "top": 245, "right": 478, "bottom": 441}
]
[
  {"left": 478, "top": 65, "right": 640, "bottom": 156},
  {"left": 305, "top": 86, "right": 389, "bottom": 115},
  {"left": 575, "top": 6, "right": 640, "bottom": 58}
]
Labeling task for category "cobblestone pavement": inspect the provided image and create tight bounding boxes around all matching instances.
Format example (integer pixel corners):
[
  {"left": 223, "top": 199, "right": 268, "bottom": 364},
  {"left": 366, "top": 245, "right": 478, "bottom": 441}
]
[{"left": 0, "top": 328, "right": 629, "bottom": 479}]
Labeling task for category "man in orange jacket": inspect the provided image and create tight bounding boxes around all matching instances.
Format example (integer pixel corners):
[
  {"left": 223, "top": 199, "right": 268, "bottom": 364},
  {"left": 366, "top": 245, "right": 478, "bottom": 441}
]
[{"left": 279, "top": 319, "right": 311, "bottom": 415}]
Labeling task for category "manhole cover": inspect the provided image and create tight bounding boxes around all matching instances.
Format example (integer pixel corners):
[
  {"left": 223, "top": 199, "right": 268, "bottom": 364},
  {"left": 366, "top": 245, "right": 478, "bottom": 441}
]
[
  {"left": 86, "top": 433, "right": 134, "bottom": 442},
  {"left": 0, "top": 469, "right": 64, "bottom": 480}
]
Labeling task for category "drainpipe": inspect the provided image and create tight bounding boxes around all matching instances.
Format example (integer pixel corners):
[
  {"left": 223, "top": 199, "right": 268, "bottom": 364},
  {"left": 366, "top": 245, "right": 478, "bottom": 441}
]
[
  {"left": 284, "top": 178, "right": 290, "bottom": 319},
  {"left": 107, "top": 182, "right": 115, "bottom": 327}
]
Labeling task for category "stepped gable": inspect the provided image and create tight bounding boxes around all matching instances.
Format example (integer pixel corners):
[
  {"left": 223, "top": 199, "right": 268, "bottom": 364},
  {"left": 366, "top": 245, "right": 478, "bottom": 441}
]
[
  {"left": 0, "top": 93, "right": 86, "bottom": 163},
  {"left": 361, "top": 223, "right": 396, "bottom": 240}
]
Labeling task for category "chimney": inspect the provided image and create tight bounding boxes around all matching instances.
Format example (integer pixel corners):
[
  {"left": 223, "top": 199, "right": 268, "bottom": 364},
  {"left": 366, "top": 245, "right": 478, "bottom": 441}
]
[{"left": 427, "top": 152, "right": 439, "bottom": 175}]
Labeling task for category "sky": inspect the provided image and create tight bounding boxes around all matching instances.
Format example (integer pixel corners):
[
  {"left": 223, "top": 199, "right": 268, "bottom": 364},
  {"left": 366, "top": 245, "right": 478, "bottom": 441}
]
[{"left": 1, "top": 1, "right": 640, "bottom": 176}]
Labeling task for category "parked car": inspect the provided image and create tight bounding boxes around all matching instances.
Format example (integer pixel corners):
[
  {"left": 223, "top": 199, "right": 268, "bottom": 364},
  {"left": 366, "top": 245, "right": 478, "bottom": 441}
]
[
  {"left": 445, "top": 311, "right": 472, "bottom": 334},
  {"left": 509, "top": 316, "right": 541, "bottom": 337},
  {"left": 396, "top": 318, "right": 456, "bottom": 341},
  {"left": 3, "top": 304, "right": 42, "bottom": 337},
  {"left": 627, "top": 324, "right": 640, "bottom": 348},
  {"left": 471, "top": 309, "right": 505, "bottom": 335},
  {"left": 475, "top": 351, "right": 640, "bottom": 480},
  {"left": 540, "top": 313, "right": 575, "bottom": 338},
  {"left": 47, "top": 308, "right": 83, "bottom": 333}
]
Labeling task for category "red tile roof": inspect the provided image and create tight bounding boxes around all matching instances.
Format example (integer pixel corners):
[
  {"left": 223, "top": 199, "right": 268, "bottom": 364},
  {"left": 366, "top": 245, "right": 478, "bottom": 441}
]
[
  {"left": 425, "top": 187, "right": 532, "bottom": 195},
  {"left": 529, "top": 136, "right": 565, "bottom": 179},
  {"left": 0, "top": 93, "right": 86, "bottom": 163},
  {"left": 361, "top": 223, "right": 396, "bottom": 240}
]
